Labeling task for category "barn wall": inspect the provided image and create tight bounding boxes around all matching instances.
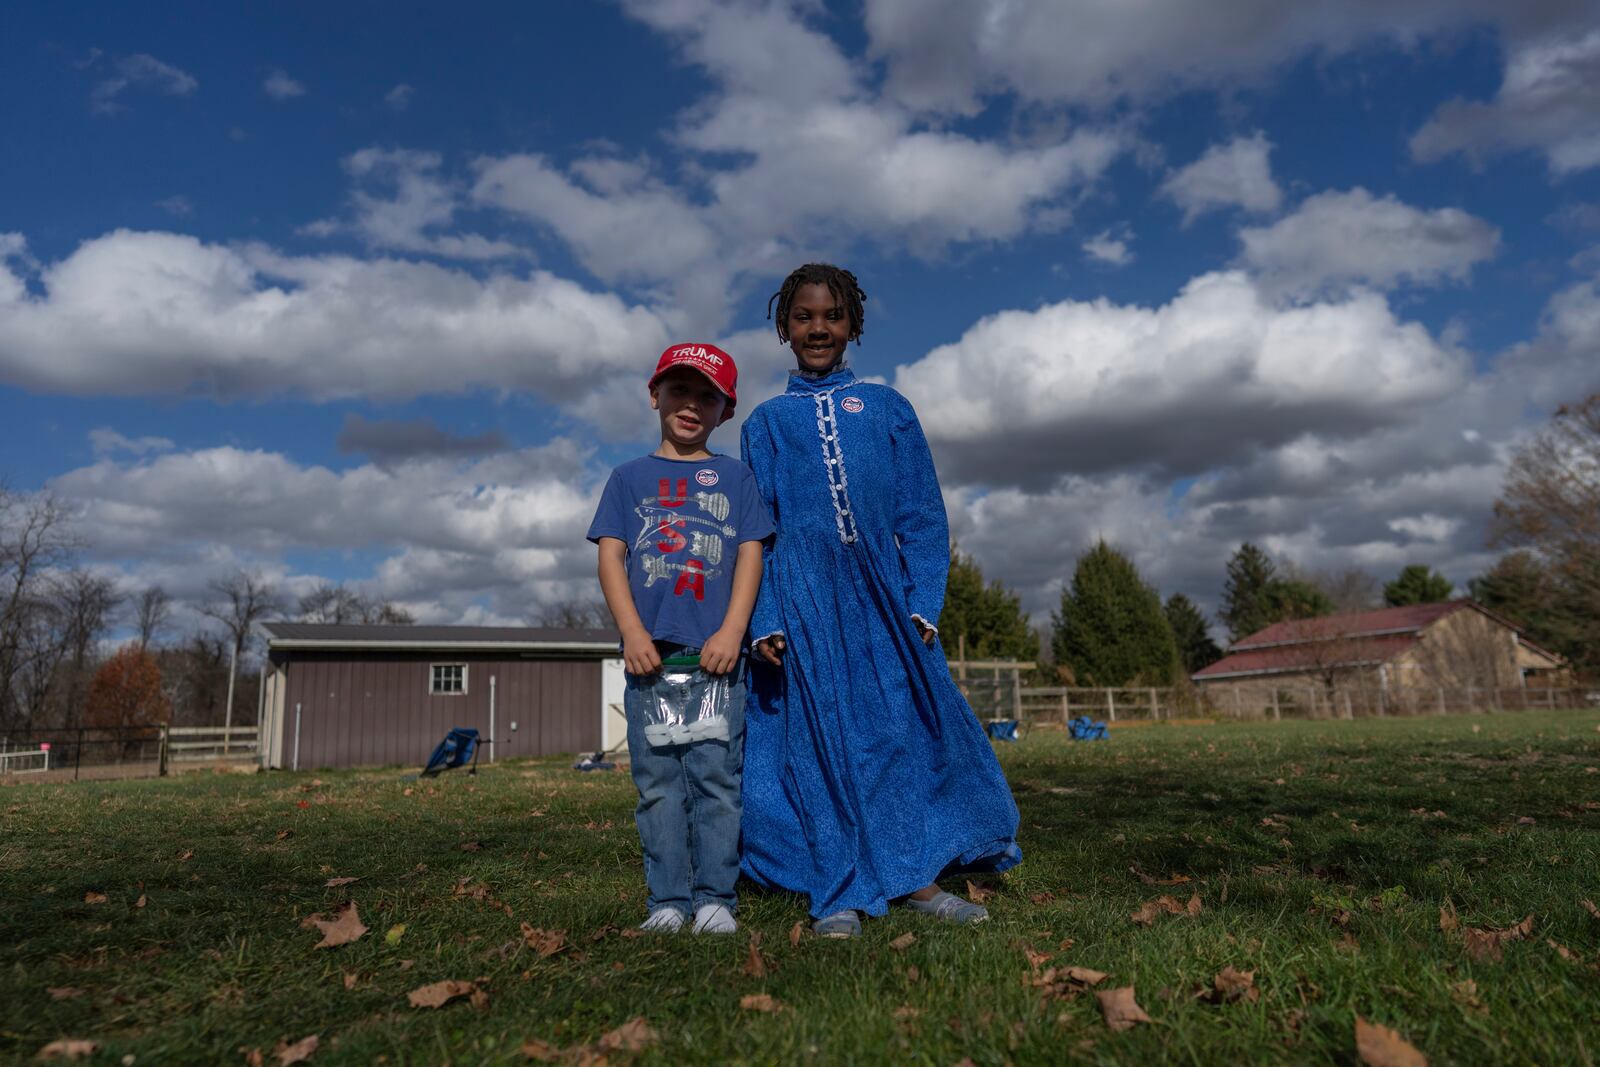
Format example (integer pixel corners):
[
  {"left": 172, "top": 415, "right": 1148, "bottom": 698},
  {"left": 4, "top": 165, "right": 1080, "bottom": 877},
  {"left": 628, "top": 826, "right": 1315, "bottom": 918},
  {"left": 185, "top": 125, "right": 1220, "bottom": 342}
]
[{"left": 276, "top": 651, "right": 602, "bottom": 770}]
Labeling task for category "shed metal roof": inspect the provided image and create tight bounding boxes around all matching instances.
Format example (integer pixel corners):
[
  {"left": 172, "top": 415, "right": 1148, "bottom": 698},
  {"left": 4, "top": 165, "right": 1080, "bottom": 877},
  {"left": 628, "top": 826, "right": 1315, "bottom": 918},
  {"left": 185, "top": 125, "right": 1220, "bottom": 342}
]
[{"left": 258, "top": 622, "right": 619, "bottom": 652}]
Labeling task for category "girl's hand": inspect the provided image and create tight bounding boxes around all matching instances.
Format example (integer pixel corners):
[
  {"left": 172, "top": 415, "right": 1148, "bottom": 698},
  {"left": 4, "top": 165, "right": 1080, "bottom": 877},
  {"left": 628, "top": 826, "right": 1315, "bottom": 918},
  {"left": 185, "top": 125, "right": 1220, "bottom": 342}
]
[
  {"left": 755, "top": 635, "right": 786, "bottom": 666},
  {"left": 700, "top": 627, "right": 741, "bottom": 675},
  {"left": 622, "top": 628, "right": 662, "bottom": 676},
  {"left": 913, "top": 617, "right": 937, "bottom": 646}
]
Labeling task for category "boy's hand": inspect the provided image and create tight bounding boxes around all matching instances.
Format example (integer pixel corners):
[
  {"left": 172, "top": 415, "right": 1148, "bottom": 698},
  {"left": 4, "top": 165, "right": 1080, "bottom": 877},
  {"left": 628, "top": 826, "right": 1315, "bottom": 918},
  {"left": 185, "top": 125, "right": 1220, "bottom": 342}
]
[
  {"left": 700, "top": 627, "right": 742, "bottom": 675},
  {"left": 621, "top": 628, "right": 662, "bottom": 676},
  {"left": 754, "top": 635, "right": 785, "bottom": 666}
]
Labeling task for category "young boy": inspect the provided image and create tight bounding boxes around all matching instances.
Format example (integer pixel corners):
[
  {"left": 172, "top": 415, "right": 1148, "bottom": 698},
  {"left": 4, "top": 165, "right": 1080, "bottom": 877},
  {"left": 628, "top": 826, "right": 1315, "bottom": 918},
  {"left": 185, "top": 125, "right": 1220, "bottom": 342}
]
[{"left": 586, "top": 342, "right": 771, "bottom": 934}]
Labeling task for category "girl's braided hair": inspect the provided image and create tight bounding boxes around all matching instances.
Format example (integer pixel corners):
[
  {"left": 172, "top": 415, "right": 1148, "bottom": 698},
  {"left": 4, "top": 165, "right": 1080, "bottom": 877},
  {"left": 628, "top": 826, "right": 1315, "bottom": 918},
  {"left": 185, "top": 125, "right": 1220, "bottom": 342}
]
[{"left": 767, "top": 263, "right": 867, "bottom": 345}]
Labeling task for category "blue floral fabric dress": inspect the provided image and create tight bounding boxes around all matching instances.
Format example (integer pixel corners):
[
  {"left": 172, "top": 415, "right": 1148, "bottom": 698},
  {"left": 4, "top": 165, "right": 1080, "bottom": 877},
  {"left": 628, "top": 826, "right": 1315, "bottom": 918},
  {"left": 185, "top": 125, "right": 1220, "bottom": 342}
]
[{"left": 739, "top": 367, "right": 1021, "bottom": 918}]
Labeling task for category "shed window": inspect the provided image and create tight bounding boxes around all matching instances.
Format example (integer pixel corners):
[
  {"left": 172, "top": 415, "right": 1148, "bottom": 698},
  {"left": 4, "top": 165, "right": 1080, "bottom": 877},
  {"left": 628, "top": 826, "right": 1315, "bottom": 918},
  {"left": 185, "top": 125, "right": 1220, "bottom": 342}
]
[{"left": 430, "top": 663, "right": 467, "bottom": 695}]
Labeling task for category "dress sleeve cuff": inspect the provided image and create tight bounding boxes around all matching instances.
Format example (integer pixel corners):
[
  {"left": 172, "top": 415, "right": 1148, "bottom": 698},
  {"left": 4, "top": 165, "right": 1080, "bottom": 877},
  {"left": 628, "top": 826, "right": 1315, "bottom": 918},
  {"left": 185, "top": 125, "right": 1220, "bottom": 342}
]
[
  {"left": 911, "top": 614, "right": 938, "bottom": 636},
  {"left": 753, "top": 630, "right": 785, "bottom": 646}
]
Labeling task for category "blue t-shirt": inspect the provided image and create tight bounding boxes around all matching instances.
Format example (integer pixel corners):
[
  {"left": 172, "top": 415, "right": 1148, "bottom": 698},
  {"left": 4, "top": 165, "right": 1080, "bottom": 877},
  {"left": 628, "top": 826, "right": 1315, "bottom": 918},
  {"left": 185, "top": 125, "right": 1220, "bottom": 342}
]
[{"left": 586, "top": 453, "right": 773, "bottom": 649}]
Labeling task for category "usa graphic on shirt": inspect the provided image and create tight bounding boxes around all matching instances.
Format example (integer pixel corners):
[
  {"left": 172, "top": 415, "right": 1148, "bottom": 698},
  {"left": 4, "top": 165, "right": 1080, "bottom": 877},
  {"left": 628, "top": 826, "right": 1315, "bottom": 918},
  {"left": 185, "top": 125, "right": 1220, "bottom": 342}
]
[{"left": 587, "top": 454, "right": 773, "bottom": 651}]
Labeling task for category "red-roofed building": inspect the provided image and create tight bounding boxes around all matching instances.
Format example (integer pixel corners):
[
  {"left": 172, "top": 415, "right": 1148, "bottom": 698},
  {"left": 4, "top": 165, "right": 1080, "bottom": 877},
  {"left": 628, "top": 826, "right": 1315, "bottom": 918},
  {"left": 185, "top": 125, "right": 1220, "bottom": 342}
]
[{"left": 1193, "top": 600, "right": 1566, "bottom": 716}]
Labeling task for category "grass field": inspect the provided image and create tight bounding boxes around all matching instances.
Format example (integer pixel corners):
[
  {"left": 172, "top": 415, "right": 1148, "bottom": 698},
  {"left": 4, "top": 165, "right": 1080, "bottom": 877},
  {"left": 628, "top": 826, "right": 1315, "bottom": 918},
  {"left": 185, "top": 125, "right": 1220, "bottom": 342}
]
[{"left": 3, "top": 710, "right": 1599, "bottom": 1066}]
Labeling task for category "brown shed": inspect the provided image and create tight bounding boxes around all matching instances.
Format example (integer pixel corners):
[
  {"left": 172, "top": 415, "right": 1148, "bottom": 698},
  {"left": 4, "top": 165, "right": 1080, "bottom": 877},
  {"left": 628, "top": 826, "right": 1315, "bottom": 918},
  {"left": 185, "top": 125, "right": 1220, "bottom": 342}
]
[{"left": 256, "top": 623, "right": 622, "bottom": 771}]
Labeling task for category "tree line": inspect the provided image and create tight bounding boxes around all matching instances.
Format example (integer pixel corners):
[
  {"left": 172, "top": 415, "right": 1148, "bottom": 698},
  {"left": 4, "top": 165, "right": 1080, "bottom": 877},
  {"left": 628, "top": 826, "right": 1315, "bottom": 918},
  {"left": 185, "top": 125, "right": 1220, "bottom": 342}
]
[{"left": 0, "top": 489, "right": 417, "bottom": 735}]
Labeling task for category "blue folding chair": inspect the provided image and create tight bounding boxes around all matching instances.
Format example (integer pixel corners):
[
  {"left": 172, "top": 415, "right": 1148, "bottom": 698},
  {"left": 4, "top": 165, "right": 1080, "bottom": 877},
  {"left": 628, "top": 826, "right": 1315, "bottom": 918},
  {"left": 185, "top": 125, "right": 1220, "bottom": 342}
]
[
  {"left": 1067, "top": 715, "right": 1108, "bottom": 741},
  {"left": 419, "top": 727, "right": 480, "bottom": 777},
  {"left": 985, "top": 719, "right": 1021, "bottom": 742}
]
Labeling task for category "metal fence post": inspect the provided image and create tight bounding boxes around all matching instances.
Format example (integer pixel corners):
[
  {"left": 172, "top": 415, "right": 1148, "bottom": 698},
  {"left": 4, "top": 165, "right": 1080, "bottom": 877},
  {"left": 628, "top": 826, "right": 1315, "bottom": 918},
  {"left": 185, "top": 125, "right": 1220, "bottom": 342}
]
[
  {"left": 1106, "top": 688, "right": 1116, "bottom": 722},
  {"left": 159, "top": 724, "right": 169, "bottom": 777},
  {"left": 75, "top": 728, "right": 83, "bottom": 782}
]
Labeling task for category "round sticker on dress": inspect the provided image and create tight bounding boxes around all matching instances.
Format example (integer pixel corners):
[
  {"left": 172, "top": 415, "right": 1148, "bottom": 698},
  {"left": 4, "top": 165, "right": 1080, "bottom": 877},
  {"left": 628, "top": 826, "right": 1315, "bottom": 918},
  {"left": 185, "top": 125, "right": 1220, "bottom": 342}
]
[
  {"left": 841, "top": 396, "right": 864, "bottom": 413},
  {"left": 695, "top": 468, "right": 719, "bottom": 487}
]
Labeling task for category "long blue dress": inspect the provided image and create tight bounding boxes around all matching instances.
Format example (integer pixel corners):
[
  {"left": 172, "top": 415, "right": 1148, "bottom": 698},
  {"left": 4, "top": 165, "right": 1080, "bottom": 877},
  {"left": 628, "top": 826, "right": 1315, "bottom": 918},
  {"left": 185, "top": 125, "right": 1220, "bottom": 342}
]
[{"left": 739, "top": 367, "right": 1021, "bottom": 918}]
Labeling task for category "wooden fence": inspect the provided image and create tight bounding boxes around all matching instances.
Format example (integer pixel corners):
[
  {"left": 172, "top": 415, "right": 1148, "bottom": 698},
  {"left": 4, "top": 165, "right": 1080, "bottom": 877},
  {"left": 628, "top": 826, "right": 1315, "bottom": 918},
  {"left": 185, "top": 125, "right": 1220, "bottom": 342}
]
[{"left": 950, "top": 663, "right": 1597, "bottom": 724}]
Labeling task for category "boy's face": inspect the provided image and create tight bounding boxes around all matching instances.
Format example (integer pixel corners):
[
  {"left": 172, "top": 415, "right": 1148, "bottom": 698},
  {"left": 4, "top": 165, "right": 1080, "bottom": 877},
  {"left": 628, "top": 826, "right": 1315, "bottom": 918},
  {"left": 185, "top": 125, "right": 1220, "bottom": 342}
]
[
  {"left": 651, "top": 367, "right": 728, "bottom": 450},
  {"left": 786, "top": 282, "right": 852, "bottom": 373}
]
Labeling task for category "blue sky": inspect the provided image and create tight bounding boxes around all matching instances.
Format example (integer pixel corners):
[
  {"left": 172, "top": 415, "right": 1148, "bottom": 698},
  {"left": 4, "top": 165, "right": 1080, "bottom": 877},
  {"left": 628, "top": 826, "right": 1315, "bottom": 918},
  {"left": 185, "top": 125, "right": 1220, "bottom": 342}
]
[{"left": 2, "top": 0, "right": 1598, "bottom": 634}]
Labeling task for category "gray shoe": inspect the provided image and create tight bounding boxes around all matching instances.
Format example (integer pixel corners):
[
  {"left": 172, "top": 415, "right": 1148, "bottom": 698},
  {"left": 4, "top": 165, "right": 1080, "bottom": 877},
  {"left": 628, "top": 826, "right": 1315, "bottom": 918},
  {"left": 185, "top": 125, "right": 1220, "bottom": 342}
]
[
  {"left": 812, "top": 910, "right": 861, "bottom": 938},
  {"left": 905, "top": 890, "right": 988, "bottom": 925}
]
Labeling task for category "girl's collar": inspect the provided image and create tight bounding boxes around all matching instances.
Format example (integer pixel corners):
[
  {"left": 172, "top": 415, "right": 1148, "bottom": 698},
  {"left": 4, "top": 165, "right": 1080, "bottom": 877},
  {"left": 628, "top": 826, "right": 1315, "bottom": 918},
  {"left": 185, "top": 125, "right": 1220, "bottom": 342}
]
[{"left": 785, "top": 365, "right": 857, "bottom": 394}]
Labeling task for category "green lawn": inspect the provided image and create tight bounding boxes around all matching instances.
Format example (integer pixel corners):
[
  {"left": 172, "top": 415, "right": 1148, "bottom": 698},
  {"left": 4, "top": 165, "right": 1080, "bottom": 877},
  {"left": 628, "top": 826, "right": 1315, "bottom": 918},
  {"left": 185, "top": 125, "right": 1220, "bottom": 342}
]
[{"left": 3, "top": 710, "right": 1598, "bottom": 1065}]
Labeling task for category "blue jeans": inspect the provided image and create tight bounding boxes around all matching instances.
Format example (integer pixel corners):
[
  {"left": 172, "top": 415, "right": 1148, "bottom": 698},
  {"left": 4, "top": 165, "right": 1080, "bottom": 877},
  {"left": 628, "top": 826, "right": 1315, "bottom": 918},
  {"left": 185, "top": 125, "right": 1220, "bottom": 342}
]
[{"left": 624, "top": 646, "right": 746, "bottom": 916}]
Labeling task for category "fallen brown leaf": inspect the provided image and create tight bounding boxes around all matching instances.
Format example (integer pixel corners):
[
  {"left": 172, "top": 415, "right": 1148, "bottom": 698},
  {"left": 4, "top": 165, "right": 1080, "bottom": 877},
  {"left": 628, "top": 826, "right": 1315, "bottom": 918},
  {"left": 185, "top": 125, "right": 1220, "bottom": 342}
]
[
  {"left": 1354, "top": 1016, "right": 1426, "bottom": 1067},
  {"left": 1206, "top": 966, "right": 1258, "bottom": 1004},
  {"left": 1460, "top": 915, "right": 1534, "bottom": 963},
  {"left": 743, "top": 931, "right": 768, "bottom": 978},
  {"left": 905, "top": 965, "right": 921, "bottom": 983},
  {"left": 37, "top": 1039, "right": 98, "bottom": 1060},
  {"left": 407, "top": 980, "right": 476, "bottom": 1009},
  {"left": 323, "top": 877, "right": 358, "bottom": 888},
  {"left": 966, "top": 879, "right": 993, "bottom": 903},
  {"left": 1438, "top": 903, "right": 1458, "bottom": 933},
  {"left": 1064, "top": 966, "right": 1109, "bottom": 986},
  {"left": 595, "top": 1017, "right": 656, "bottom": 1053},
  {"left": 519, "top": 1038, "right": 560, "bottom": 1061},
  {"left": 1546, "top": 938, "right": 1581, "bottom": 962},
  {"left": 893, "top": 1005, "right": 922, "bottom": 1020},
  {"left": 46, "top": 987, "right": 85, "bottom": 1001},
  {"left": 275, "top": 829, "right": 293, "bottom": 841},
  {"left": 1131, "top": 894, "right": 1194, "bottom": 925},
  {"left": 1185, "top": 893, "right": 1203, "bottom": 917},
  {"left": 460, "top": 841, "right": 482, "bottom": 852},
  {"left": 889, "top": 932, "right": 916, "bottom": 951},
  {"left": 789, "top": 921, "right": 805, "bottom": 948},
  {"left": 1449, "top": 979, "right": 1485, "bottom": 1015},
  {"left": 305, "top": 902, "right": 368, "bottom": 949},
  {"left": 245, "top": 1048, "right": 265, "bottom": 1067},
  {"left": 177, "top": 849, "right": 195, "bottom": 861},
  {"left": 740, "top": 993, "right": 782, "bottom": 1012},
  {"left": 82, "top": 891, "right": 107, "bottom": 905},
  {"left": 276, "top": 1034, "right": 320, "bottom": 1065},
  {"left": 1582, "top": 899, "right": 1600, "bottom": 921},
  {"left": 1096, "top": 986, "right": 1151, "bottom": 1031},
  {"left": 341, "top": 971, "right": 358, "bottom": 990},
  {"left": 134, "top": 894, "right": 147, "bottom": 909},
  {"left": 519, "top": 923, "right": 566, "bottom": 958},
  {"left": 1129, "top": 864, "right": 1191, "bottom": 886},
  {"left": 1022, "top": 945, "right": 1052, "bottom": 970}
]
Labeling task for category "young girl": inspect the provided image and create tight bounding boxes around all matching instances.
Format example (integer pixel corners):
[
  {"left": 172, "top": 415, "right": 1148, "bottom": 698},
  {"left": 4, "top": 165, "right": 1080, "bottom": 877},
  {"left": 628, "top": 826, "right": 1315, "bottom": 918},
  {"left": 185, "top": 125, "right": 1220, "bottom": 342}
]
[{"left": 739, "top": 264, "right": 1021, "bottom": 937}]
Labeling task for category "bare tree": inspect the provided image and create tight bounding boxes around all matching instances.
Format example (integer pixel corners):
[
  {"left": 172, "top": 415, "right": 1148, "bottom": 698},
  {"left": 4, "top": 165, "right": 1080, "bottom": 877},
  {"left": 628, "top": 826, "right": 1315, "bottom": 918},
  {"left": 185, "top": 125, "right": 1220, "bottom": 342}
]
[
  {"left": 0, "top": 489, "right": 78, "bottom": 728},
  {"left": 55, "top": 569, "right": 123, "bottom": 728},
  {"left": 1491, "top": 392, "right": 1600, "bottom": 674},
  {"left": 1312, "top": 568, "right": 1381, "bottom": 614},
  {"left": 136, "top": 586, "right": 172, "bottom": 651},
  {"left": 298, "top": 581, "right": 415, "bottom": 624},
  {"left": 201, "top": 570, "right": 281, "bottom": 743},
  {"left": 536, "top": 597, "right": 613, "bottom": 629}
]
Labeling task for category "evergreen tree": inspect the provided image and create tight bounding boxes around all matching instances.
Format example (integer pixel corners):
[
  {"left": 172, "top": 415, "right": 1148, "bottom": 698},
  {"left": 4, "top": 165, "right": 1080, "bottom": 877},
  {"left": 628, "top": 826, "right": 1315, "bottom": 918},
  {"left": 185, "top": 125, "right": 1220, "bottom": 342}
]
[
  {"left": 1164, "top": 593, "right": 1222, "bottom": 674},
  {"left": 1052, "top": 541, "right": 1181, "bottom": 686},
  {"left": 1383, "top": 564, "right": 1455, "bottom": 606},
  {"left": 1265, "top": 578, "right": 1335, "bottom": 620},
  {"left": 1219, "top": 542, "right": 1277, "bottom": 642},
  {"left": 939, "top": 546, "right": 1039, "bottom": 663}
]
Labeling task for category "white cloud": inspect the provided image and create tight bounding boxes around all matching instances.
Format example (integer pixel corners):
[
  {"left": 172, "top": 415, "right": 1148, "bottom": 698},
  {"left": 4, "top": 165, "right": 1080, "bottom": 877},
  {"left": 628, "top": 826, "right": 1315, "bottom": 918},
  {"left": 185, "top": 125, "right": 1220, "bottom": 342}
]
[
  {"left": 0, "top": 230, "right": 670, "bottom": 431},
  {"left": 385, "top": 83, "right": 414, "bottom": 111},
  {"left": 89, "top": 428, "right": 175, "bottom": 457},
  {"left": 864, "top": 0, "right": 1590, "bottom": 114},
  {"left": 46, "top": 439, "right": 608, "bottom": 624},
  {"left": 1160, "top": 133, "right": 1282, "bottom": 224},
  {"left": 304, "top": 148, "right": 525, "bottom": 261},
  {"left": 90, "top": 53, "right": 197, "bottom": 114},
  {"left": 893, "top": 270, "right": 1468, "bottom": 490},
  {"left": 154, "top": 195, "right": 193, "bottom": 218},
  {"left": 473, "top": 0, "right": 1127, "bottom": 329},
  {"left": 1237, "top": 189, "right": 1501, "bottom": 297},
  {"left": 1412, "top": 28, "right": 1600, "bottom": 175},
  {"left": 1082, "top": 229, "right": 1133, "bottom": 266},
  {"left": 262, "top": 70, "right": 306, "bottom": 99}
]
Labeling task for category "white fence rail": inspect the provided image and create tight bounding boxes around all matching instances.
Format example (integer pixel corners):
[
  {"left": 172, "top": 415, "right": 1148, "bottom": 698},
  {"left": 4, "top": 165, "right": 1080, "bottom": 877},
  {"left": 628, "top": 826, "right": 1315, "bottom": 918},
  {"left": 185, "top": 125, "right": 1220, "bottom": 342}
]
[{"left": 165, "top": 725, "right": 259, "bottom": 762}]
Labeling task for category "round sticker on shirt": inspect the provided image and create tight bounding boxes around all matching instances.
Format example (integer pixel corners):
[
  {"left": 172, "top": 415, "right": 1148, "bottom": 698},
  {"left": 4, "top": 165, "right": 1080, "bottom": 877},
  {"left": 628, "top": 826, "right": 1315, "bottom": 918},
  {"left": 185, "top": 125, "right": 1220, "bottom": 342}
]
[
  {"left": 841, "top": 396, "right": 865, "bottom": 413},
  {"left": 695, "top": 468, "right": 719, "bottom": 487}
]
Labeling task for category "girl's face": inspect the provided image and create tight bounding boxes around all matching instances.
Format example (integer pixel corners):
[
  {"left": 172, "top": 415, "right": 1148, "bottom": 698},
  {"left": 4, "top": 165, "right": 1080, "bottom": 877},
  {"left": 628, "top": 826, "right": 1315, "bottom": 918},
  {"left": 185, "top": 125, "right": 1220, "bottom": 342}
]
[{"left": 786, "top": 282, "right": 852, "bottom": 373}]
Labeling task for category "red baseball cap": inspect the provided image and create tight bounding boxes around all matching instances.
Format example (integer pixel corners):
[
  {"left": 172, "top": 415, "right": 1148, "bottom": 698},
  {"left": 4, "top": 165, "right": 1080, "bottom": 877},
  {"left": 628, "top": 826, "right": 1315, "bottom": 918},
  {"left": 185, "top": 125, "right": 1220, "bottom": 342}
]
[{"left": 649, "top": 342, "right": 738, "bottom": 421}]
